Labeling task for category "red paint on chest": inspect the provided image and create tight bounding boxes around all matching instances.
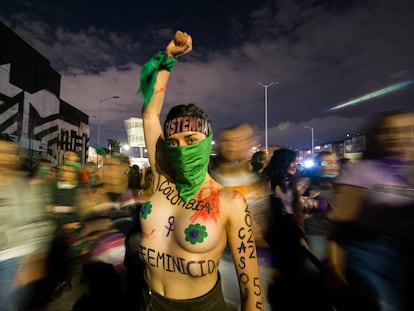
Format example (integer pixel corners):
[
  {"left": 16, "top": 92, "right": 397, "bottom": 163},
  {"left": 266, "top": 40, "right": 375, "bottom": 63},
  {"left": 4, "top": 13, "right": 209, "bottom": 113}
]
[
  {"left": 190, "top": 183, "right": 221, "bottom": 223},
  {"left": 142, "top": 229, "right": 155, "bottom": 239}
]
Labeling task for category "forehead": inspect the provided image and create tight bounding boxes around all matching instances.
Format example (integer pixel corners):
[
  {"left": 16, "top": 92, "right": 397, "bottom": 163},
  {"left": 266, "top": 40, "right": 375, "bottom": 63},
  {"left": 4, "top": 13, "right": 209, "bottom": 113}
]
[
  {"left": 383, "top": 113, "right": 414, "bottom": 128},
  {"left": 319, "top": 154, "right": 338, "bottom": 161},
  {"left": 220, "top": 125, "right": 253, "bottom": 140},
  {"left": 164, "top": 115, "right": 210, "bottom": 137},
  {"left": 166, "top": 131, "right": 206, "bottom": 140}
]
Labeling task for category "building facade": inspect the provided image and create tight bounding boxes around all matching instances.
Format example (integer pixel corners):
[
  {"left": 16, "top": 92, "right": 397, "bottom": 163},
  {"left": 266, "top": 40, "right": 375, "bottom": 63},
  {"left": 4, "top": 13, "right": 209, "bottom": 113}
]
[{"left": 0, "top": 21, "right": 89, "bottom": 167}]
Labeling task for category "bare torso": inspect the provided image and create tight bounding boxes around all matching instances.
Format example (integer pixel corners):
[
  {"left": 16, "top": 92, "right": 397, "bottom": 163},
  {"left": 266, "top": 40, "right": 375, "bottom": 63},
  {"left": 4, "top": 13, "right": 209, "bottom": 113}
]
[{"left": 138, "top": 176, "right": 231, "bottom": 299}]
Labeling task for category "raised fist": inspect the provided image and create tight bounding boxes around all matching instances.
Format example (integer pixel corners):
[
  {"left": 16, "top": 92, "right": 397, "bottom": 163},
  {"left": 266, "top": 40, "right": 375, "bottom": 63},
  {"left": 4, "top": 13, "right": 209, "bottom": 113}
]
[{"left": 166, "top": 30, "right": 192, "bottom": 58}]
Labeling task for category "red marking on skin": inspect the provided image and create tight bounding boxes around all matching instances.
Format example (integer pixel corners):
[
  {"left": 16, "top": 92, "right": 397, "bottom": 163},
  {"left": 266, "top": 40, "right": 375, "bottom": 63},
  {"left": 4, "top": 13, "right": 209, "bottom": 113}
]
[
  {"left": 142, "top": 229, "right": 155, "bottom": 239},
  {"left": 232, "top": 190, "right": 239, "bottom": 200},
  {"left": 155, "top": 87, "right": 166, "bottom": 94},
  {"left": 190, "top": 182, "right": 221, "bottom": 223}
]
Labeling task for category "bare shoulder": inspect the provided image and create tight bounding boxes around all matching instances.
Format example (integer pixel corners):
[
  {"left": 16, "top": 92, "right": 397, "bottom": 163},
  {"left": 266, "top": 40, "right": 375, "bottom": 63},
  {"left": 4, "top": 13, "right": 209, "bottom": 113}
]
[{"left": 212, "top": 180, "right": 248, "bottom": 213}]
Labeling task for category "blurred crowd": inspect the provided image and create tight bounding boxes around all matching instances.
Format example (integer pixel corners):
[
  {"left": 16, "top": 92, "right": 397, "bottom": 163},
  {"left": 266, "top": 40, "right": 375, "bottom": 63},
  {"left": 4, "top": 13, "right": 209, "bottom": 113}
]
[
  {"left": 1, "top": 109, "right": 413, "bottom": 310},
  {"left": 0, "top": 139, "right": 153, "bottom": 311}
]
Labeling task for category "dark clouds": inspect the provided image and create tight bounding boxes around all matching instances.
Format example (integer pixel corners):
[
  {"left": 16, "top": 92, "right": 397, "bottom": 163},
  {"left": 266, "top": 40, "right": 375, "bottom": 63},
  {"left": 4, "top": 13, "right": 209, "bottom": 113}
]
[{"left": 1, "top": 0, "right": 413, "bottom": 149}]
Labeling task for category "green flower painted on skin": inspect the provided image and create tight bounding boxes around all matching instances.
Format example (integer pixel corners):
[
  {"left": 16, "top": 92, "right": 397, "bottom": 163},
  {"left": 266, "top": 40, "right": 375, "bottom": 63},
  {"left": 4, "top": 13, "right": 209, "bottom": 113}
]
[
  {"left": 184, "top": 223, "right": 208, "bottom": 244},
  {"left": 140, "top": 201, "right": 152, "bottom": 219}
]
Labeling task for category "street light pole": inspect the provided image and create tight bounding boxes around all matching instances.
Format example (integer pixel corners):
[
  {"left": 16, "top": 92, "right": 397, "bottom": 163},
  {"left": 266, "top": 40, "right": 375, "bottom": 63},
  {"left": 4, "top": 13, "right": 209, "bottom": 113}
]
[
  {"left": 304, "top": 126, "right": 314, "bottom": 155},
  {"left": 98, "top": 96, "right": 120, "bottom": 146},
  {"left": 257, "top": 81, "right": 278, "bottom": 155}
]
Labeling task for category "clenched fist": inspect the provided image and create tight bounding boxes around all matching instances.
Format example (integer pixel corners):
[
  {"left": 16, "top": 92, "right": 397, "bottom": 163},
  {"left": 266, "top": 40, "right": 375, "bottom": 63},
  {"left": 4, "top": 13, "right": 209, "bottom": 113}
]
[{"left": 166, "top": 30, "right": 192, "bottom": 58}]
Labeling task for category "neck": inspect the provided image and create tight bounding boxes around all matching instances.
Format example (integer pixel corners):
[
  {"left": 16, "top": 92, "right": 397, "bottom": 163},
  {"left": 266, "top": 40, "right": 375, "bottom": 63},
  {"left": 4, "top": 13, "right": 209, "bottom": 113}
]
[{"left": 216, "top": 159, "right": 250, "bottom": 175}]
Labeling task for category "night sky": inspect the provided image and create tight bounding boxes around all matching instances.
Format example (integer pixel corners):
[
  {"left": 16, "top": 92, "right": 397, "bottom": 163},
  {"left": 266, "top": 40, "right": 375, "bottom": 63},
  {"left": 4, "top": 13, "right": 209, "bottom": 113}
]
[{"left": 2, "top": 0, "right": 414, "bottom": 149}]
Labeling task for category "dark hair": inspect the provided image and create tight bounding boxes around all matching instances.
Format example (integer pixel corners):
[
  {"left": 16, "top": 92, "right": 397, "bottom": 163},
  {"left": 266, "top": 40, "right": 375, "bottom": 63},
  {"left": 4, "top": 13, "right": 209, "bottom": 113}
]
[
  {"left": 266, "top": 148, "right": 297, "bottom": 191},
  {"left": 164, "top": 103, "right": 212, "bottom": 138},
  {"left": 128, "top": 165, "right": 141, "bottom": 189},
  {"left": 251, "top": 150, "right": 267, "bottom": 172}
]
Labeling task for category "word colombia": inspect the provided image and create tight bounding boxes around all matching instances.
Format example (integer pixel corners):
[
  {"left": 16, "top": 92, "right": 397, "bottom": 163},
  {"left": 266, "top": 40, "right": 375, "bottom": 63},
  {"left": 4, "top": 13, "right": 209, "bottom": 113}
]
[{"left": 158, "top": 180, "right": 213, "bottom": 213}]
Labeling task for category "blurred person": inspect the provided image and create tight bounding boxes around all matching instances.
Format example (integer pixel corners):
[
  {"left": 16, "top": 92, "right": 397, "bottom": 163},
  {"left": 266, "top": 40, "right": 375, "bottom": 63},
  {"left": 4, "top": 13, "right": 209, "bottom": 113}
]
[
  {"left": 77, "top": 155, "right": 135, "bottom": 268},
  {"left": 46, "top": 151, "right": 85, "bottom": 299},
  {"left": 33, "top": 159, "right": 57, "bottom": 182},
  {"left": 80, "top": 161, "right": 99, "bottom": 186},
  {"left": 328, "top": 110, "right": 414, "bottom": 310},
  {"left": 94, "top": 155, "right": 136, "bottom": 238},
  {"left": 250, "top": 150, "right": 268, "bottom": 182},
  {"left": 265, "top": 148, "right": 306, "bottom": 276},
  {"left": 138, "top": 30, "right": 264, "bottom": 310},
  {"left": 0, "top": 138, "right": 54, "bottom": 310},
  {"left": 265, "top": 148, "right": 332, "bottom": 310},
  {"left": 141, "top": 166, "right": 154, "bottom": 198},
  {"left": 210, "top": 123, "right": 273, "bottom": 310},
  {"left": 128, "top": 164, "right": 142, "bottom": 200},
  {"left": 132, "top": 166, "right": 154, "bottom": 206},
  {"left": 74, "top": 155, "right": 139, "bottom": 310},
  {"left": 124, "top": 166, "right": 154, "bottom": 311},
  {"left": 303, "top": 151, "right": 340, "bottom": 268}
]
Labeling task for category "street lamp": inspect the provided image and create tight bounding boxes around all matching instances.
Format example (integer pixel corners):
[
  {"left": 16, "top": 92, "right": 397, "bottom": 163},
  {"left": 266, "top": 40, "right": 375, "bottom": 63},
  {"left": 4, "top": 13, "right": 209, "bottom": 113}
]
[
  {"left": 304, "top": 125, "right": 314, "bottom": 155},
  {"left": 98, "top": 96, "right": 120, "bottom": 146},
  {"left": 257, "top": 81, "right": 278, "bottom": 155}
]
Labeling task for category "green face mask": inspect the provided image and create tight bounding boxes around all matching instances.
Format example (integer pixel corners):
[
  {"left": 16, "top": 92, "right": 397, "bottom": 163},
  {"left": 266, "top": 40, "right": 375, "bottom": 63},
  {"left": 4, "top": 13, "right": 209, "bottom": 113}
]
[{"left": 165, "top": 135, "right": 213, "bottom": 202}]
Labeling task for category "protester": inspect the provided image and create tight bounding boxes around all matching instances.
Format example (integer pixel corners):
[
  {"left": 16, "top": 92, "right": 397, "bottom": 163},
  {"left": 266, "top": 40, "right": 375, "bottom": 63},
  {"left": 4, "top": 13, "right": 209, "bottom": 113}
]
[
  {"left": 251, "top": 150, "right": 268, "bottom": 182},
  {"left": 210, "top": 123, "right": 273, "bottom": 310},
  {"left": 137, "top": 30, "right": 264, "bottom": 310},
  {"left": 0, "top": 137, "right": 54, "bottom": 310},
  {"left": 265, "top": 148, "right": 306, "bottom": 276},
  {"left": 303, "top": 151, "right": 340, "bottom": 268},
  {"left": 74, "top": 155, "right": 140, "bottom": 311},
  {"left": 46, "top": 151, "right": 85, "bottom": 299},
  {"left": 328, "top": 110, "right": 414, "bottom": 310},
  {"left": 265, "top": 147, "right": 332, "bottom": 310},
  {"left": 128, "top": 164, "right": 142, "bottom": 192}
]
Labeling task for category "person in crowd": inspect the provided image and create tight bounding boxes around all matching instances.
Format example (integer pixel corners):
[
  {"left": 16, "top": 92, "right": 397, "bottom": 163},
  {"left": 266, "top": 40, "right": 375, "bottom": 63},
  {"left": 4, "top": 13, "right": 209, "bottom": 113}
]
[
  {"left": 328, "top": 110, "right": 414, "bottom": 311},
  {"left": 90, "top": 155, "right": 135, "bottom": 256},
  {"left": 128, "top": 164, "right": 142, "bottom": 193},
  {"left": 265, "top": 147, "right": 332, "bottom": 310},
  {"left": 140, "top": 166, "right": 154, "bottom": 199},
  {"left": 74, "top": 155, "right": 140, "bottom": 311},
  {"left": 46, "top": 150, "right": 85, "bottom": 299},
  {"left": 265, "top": 148, "right": 306, "bottom": 275},
  {"left": 137, "top": 30, "right": 264, "bottom": 310},
  {"left": 303, "top": 151, "right": 340, "bottom": 269},
  {"left": 0, "top": 137, "right": 54, "bottom": 310},
  {"left": 251, "top": 150, "right": 268, "bottom": 182},
  {"left": 210, "top": 123, "right": 273, "bottom": 310},
  {"left": 33, "top": 159, "right": 57, "bottom": 182},
  {"left": 80, "top": 161, "right": 99, "bottom": 187}
]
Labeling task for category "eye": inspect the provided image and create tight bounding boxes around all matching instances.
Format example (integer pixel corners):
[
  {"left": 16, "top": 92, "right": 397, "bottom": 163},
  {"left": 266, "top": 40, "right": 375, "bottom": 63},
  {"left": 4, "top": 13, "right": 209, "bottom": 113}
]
[
  {"left": 187, "top": 136, "right": 199, "bottom": 145},
  {"left": 166, "top": 139, "right": 179, "bottom": 147}
]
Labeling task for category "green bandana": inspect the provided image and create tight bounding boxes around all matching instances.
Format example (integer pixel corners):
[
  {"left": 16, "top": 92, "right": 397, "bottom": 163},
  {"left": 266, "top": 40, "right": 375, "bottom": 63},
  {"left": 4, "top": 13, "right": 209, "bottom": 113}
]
[
  {"left": 165, "top": 135, "right": 213, "bottom": 202},
  {"left": 137, "top": 51, "right": 177, "bottom": 107},
  {"left": 64, "top": 160, "right": 80, "bottom": 171},
  {"left": 38, "top": 166, "right": 51, "bottom": 180}
]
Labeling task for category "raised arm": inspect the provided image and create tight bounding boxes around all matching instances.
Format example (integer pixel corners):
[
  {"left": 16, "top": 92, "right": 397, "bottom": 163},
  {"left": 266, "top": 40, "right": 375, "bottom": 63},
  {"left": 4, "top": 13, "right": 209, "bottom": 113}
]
[
  {"left": 140, "top": 31, "right": 192, "bottom": 185},
  {"left": 227, "top": 191, "right": 264, "bottom": 311}
]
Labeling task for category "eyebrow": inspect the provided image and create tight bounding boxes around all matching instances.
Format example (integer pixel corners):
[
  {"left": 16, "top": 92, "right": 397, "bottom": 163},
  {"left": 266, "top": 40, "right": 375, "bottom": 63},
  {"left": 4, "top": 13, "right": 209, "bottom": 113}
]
[{"left": 184, "top": 133, "right": 202, "bottom": 139}]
